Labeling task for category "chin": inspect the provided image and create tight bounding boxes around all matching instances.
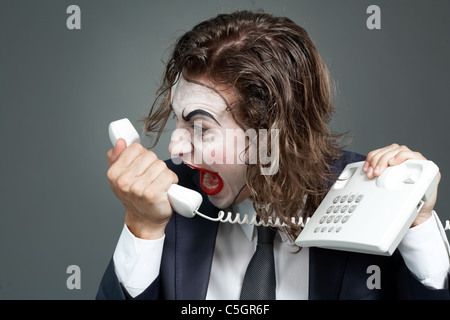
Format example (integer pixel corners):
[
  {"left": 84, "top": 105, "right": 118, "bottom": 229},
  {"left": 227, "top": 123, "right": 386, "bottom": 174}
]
[
  {"left": 206, "top": 188, "right": 235, "bottom": 209},
  {"left": 207, "top": 185, "right": 248, "bottom": 209}
]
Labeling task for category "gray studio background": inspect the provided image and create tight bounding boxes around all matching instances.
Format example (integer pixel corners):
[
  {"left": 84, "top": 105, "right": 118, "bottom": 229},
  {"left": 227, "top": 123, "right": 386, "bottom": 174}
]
[{"left": 1, "top": 0, "right": 449, "bottom": 299}]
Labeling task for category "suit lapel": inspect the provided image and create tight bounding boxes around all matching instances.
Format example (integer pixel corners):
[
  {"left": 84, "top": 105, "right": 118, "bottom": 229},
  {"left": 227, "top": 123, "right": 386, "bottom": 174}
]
[
  {"left": 308, "top": 247, "right": 349, "bottom": 299},
  {"left": 174, "top": 167, "right": 220, "bottom": 299},
  {"left": 160, "top": 161, "right": 219, "bottom": 299},
  {"left": 175, "top": 204, "right": 219, "bottom": 299}
]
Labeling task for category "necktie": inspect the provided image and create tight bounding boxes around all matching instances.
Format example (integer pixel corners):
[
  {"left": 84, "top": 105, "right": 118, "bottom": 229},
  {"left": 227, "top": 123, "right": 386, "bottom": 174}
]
[{"left": 240, "top": 225, "right": 277, "bottom": 300}]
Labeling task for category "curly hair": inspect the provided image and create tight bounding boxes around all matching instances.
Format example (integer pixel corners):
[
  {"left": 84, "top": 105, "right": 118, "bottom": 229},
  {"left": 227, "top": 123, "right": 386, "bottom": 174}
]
[{"left": 144, "top": 10, "right": 344, "bottom": 241}]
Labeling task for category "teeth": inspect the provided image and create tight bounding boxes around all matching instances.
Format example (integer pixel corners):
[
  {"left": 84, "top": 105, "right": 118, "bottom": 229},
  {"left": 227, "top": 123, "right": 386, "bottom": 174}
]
[{"left": 203, "top": 172, "right": 219, "bottom": 189}]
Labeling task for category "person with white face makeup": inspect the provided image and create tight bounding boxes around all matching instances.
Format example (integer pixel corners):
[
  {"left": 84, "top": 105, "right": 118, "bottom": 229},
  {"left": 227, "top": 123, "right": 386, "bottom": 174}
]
[{"left": 98, "top": 11, "right": 450, "bottom": 300}]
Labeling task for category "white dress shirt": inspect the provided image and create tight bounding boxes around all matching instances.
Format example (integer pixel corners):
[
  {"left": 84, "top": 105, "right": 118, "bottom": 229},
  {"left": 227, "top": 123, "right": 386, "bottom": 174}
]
[{"left": 113, "top": 198, "right": 450, "bottom": 298}]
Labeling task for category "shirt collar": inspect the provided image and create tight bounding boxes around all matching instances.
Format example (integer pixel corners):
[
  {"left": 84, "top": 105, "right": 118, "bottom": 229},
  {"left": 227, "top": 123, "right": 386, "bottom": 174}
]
[{"left": 231, "top": 198, "right": 290, "bottom": 243}]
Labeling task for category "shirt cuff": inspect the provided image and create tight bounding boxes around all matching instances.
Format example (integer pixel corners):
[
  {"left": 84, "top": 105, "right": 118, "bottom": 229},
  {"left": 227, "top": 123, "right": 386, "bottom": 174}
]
[
  {"left": 113, "top": 224, "right": 165, "bottom": 298},
  {"left": 398, "top": 211, "right": 450, "bottom": 289}
]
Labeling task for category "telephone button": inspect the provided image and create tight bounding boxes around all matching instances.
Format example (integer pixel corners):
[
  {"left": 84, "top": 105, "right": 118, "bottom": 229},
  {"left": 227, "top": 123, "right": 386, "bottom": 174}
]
[
  {"left": 340, "top": 195, "right": 348, "bottom": 203},
  {"left": 326, "top": 206, "right": 334, "bottom": 214},
  {"left": 348, "top": 205, "right": 357, "bottom": 213},
  {"left": 326, "top": 215, "right": 335, "bottom": 223},
  {"left": 342, "top": 215, "right": 350, "bottom": 223},
  {"left": 333, "top": 196, "right": 341, "bottom": 204},
  {"left": 314, "top": 227, "right": 321, "bottom": 233},
  {"left": 340, "top": 205, "right": 349, "bottom": 213},
  {"left": 333, "top": 205, "right": 341, "bottom": 213},
  {"left": 334, "top": 215, "right": 342, "bottom": 223},
  {"left": 319, "top": 216, "right": 327, "bottom": 224},
  {"left": 347, "top": 195, "right": 356, "bottom": 203},
  {"left": 355, "top": 194, "right": 364, "bottom": 203}
]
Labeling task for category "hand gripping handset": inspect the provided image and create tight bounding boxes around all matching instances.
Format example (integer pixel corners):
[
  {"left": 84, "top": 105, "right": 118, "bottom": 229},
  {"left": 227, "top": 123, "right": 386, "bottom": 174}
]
[
  {"left": 108, "top": 119, "right": 308, "bottom": 227},
  {"left": 108, "top": 118, "right": 203, "bottom": 218}
]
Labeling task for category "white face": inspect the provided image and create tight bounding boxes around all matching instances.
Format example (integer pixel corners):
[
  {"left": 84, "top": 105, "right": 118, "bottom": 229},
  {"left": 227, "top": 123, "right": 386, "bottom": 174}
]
[{"left": 168, "top": 76, "right": 250, "bottom": 209}]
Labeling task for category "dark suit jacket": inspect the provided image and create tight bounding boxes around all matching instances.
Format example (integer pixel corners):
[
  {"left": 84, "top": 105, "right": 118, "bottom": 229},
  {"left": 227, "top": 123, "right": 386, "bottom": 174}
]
[{"left": 97, "top": 151, "right": 450, "bottom": 300}]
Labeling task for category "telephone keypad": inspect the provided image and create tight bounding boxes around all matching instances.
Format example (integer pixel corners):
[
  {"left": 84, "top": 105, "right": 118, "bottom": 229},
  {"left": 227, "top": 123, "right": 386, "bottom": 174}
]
[{"left": 315, "top": 193, "right": 364, "bottom": 233}]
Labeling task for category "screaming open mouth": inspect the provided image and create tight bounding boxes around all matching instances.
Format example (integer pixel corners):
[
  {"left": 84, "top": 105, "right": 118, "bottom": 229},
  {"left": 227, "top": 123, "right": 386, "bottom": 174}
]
[{"left": 184, "top": 162, "right": 224, "bottom": 195}]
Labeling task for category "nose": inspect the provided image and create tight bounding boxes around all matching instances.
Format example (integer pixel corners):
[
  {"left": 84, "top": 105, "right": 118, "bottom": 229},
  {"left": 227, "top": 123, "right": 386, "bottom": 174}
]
[{"left": 168, "top": 128, "right": 193, "bottom": 160}]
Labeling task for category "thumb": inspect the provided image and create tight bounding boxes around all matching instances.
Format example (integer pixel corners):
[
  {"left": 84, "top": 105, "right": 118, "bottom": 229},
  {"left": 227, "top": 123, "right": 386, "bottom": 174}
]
[{"left": 107, "top": 138, "right": 127, "bottom": 166}]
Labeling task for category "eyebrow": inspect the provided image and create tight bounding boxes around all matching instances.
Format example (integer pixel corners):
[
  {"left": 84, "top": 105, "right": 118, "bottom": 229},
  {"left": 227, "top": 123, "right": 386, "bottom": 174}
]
[{"left": 181, "top": 108, "right": 221, "bottom": 126}]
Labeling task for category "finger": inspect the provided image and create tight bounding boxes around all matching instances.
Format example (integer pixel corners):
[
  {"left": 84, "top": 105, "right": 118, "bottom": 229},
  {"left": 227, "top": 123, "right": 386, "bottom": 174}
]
[
  {"left": 108, "top": 138, "right": 128, "bottom": 166},
  {"left": 364, "top": 143, "right": 399, "bottom": 175},
  {"left": 370, "top": 145, "right": 410, "bottom": 178},
  {"left": 364, "top": 143, "right": 398, "bottom": 170},
  {"left": 127, "top": 150, "right": 158, "bottom": 178},
  {"left": 140, "top": 160, "right": 173, "bottom": 185},
  {"left": 113, "top": 142, "right": 147, "bottom": 169},
  {"left": 115, "top": 153, "right": 163, "bottom": 196},
  {"left": 129, "top": 162, "right": 177, "bottom": 198},
  {"left": 389, "top": 149, "right": 426, "bottom": 165},
  {"left": 141, "top": 167, "right": 179, "bottom": 201}
]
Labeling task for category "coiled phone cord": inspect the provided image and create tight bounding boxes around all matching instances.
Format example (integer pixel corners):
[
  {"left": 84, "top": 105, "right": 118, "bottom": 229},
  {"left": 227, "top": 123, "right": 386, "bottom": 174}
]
[
  {"left": 194, "top": 209, "right": 450, "bottom": 231},
  {"left": 194, "top": 209, "right": 309, "bottom": 227}
]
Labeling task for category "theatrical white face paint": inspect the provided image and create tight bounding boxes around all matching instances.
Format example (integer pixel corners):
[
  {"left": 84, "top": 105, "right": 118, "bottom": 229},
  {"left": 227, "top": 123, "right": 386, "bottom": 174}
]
[{"left": 168, "top": 75, "right": 279, "bottom": 208}]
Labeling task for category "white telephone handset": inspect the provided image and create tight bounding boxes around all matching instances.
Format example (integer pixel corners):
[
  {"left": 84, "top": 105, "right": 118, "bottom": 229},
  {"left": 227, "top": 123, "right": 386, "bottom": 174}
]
[{"left": 295, "top": 159, "right": 440, "bottom": 255}]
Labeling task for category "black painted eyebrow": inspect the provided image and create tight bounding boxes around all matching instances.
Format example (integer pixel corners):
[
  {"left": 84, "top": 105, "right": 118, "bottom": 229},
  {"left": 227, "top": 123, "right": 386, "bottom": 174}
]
[{"left": 181, "top": 108, "right": 221, "bottom": 126}]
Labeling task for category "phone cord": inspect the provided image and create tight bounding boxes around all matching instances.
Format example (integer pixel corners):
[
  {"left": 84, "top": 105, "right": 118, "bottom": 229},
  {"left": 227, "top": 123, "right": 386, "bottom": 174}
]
[
  {"left": 194, "top": 210, "right": 450, "bottom": 231},
  {"left": 193, "top": 209, "right": 309, "bottom": 227}
]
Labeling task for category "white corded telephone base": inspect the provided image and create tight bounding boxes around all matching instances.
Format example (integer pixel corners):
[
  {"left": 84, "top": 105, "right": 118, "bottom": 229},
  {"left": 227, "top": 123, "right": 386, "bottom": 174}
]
[{"left": 295, "top": 160, "right": 440, "bottom": 256}]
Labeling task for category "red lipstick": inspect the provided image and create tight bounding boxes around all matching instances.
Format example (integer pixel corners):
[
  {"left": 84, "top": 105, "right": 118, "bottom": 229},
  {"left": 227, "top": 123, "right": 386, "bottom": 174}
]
[{"left": 184, "top": 162, "right": 224, "bottom": 195}]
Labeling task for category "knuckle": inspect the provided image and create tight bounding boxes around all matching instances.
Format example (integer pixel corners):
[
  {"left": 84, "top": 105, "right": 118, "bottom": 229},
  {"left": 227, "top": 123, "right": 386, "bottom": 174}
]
[
  {"left": 154, "top": 159, "right": 167, "bottom": 172},
  {"left": 116, "top": 174, "right": 131, "bottom": 191},
  {"left": 158, "top": 159, "right": 168, "bottom": 169},
  {"left": 143, "top": 188, "right": 156, "bottom": 202},
  {"left": 129, "top": 142, "right": 143, "bottom": 150},
  {"left": 144, "top": 150, "right": 158, "bottom": 164},
  {"left": 369, "top": 157, "right": 378, "bottom": 167},
  {"left": 391, "top": 143, "right": 400, "bottom": 148},
  {"left": 106, "top": 167, "right": 116, "bottom": 181},
  {"left": 147, "top": 150, "right": 157, "bottom": 158},
  {"left": 129, "top": 182, "right": 142, "bottom": 197}
]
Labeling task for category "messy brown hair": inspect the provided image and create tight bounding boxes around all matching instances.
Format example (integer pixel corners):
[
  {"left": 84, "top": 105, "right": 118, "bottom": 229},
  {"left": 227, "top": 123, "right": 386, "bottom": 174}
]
[{"left": 144, "top": 10, "right": 343, "bottom": 241}]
